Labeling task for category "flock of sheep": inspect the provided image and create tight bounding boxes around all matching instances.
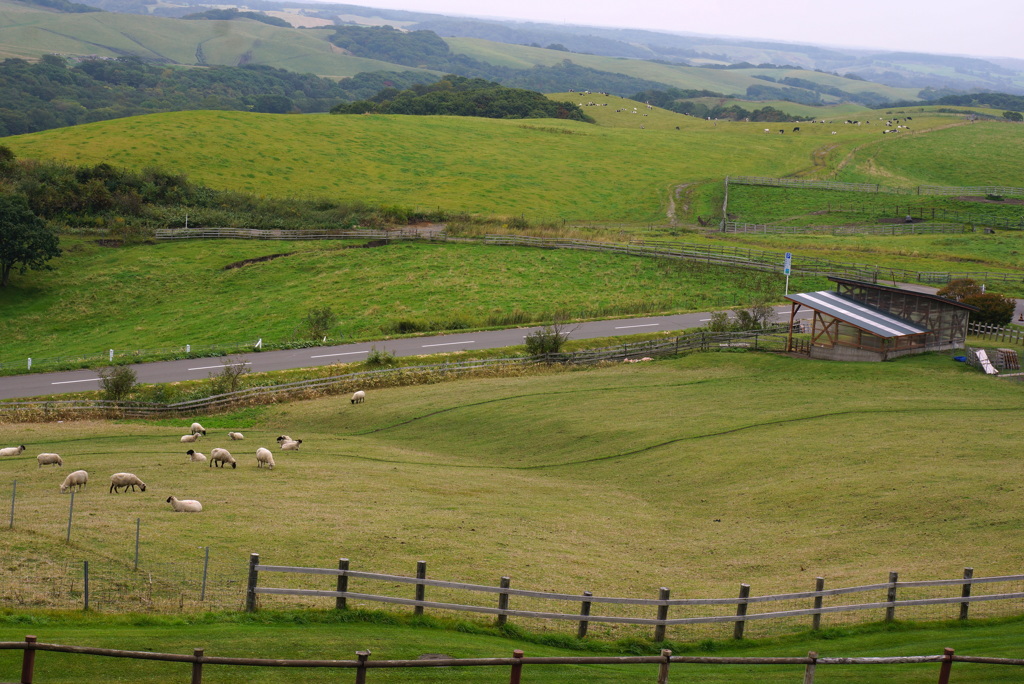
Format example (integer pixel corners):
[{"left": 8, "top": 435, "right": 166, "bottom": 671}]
[{"left": 3, "top": 391, "right": 365, "bottom": 514}]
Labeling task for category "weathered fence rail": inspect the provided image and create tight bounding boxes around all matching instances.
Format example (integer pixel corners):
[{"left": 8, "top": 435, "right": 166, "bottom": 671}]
[
  {"left": 722, "top": 221, "right": 972, "bottom": 236},
  {"left": 967, "top": 321, "right": 1024, "bottom": 345},
  {"left": 246, "top": 554, "right": 1024, "bottom": 643},
  {"left": 6, "top": 637, "right": 1019, "bottom": 684}
]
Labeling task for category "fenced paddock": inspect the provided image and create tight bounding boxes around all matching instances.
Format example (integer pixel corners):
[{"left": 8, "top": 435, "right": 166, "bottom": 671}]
[
  {"left": 244, "top": 554, "right": 1024, "bottom": 644},
  {"left": 6, "top": 637, "right": 1022, "bottom": 684}
]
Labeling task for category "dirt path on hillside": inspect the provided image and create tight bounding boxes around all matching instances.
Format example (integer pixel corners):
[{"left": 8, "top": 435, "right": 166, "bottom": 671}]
[{"left": 666, "top": 184, "right": 691, "bottom": 225}]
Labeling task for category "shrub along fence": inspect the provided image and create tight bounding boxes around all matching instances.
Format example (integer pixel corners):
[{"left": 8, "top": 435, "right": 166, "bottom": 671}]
[
  {"left": 0, "top": 329, "right": 794, "bottom": 420},
  {"left": 245, "top": 554, "right": 1024, "bottom": 644},
  {"left": 7, "top": 638, "right": 1022, "bottom": 684}
]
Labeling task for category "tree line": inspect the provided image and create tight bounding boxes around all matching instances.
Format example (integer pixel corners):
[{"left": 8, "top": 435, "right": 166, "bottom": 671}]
[
  {"left": 330, "top": 75, "right": 594, "bottom": 121},
  {"left": 632, "top": 87, "right": 802, "bottom": 122}
]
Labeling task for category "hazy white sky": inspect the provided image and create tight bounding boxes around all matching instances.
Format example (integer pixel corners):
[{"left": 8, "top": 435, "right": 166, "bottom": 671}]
[{"left": 347, "top": 0, "right": 1024, "bottom": 61}]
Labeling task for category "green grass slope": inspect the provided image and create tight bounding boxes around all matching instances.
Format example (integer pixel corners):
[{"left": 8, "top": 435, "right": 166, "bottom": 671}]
[
  {"left": 6, "top": 109, "right": 962, "bottom": 222},
  {"left": 0, "top": 1, "right": 415, "bottom": 77},
  {"left": 3, "top": 353, "right": 1023, "bottom": 633}
]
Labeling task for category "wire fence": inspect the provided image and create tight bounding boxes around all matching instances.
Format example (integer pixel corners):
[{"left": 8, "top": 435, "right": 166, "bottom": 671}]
[
  {"left": 722, "top": 221, "right": 972, "bottom": 236},
  {"left": 728, "top": 176, "right": 1024, "bottom": 198}
]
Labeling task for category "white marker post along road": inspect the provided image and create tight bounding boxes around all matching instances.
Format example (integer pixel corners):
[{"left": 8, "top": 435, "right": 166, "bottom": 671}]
[{"left": 0, "top": 308, "right": 812, "bottom": 401}]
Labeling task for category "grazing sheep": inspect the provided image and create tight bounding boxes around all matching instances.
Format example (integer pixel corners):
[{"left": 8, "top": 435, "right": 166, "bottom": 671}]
[
  {"left": 0, "top": 445, "right": 26, "bottom": 458},
  {"left": 186, "top": 449, "right": 207, "bottom": 462},
  {"left": 37, "top": 453, "right": 63, "bottom": 468},
  {"left": 210, "top": 447, "right": 237, "bottom": 469},
  {"left": 166, "top": 496, "right": 202, "bottom": 512},
  {"left": 351, "top": 390, "right": 366, "bottom": 404},
  {"left": 276, "top": 435, "right": 292, "bottom": 444},
  {"left": 228, "top": 432, "right": 244, "bottom": 441},
  {"left": 60, "top": 470, "right": 88, "bottom": 493},
  {"left": 190, "top": 422, "right": 207, "bottom": 436},
  {"left": 280, "top": 439, "right": 302, "bottom": 451},
  {"left": 255, "top": 447, "right": 275, "bottom": 469},
  {"left": 180, "top": 433, "right": 201, "bottom": 443},
  {"left": 109, "top": 472, "right": 147, "bottom": 493}
]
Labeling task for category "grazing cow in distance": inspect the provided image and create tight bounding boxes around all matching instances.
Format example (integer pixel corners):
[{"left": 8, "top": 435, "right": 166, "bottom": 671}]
[
  {"left": 779, "top": 129, "right": 785, "bottom": 134},
  {"left": 792, "top": 126, "right": 800, "bottom": 132}
]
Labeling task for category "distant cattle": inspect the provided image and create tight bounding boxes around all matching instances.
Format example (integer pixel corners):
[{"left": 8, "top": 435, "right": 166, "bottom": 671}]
[{"left": 792, "top": 127, "right": 800, "bottom": 132}]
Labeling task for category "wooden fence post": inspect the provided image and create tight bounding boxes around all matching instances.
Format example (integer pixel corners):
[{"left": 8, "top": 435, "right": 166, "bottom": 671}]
[
  {"left": 959, "top": 567, "right": 974, "bottom": 620},
  {"left": 191, "top": 648, "right": 204, "bottom": 684},
  {"left": 937, "top": 647, "right": 955, "bottom": 684},
  {"left": 245, "top": 553, "right": 259, "bottom": 613},
  {"left": 733, "top": 584, "right": 750, "bottom": 639},
  {"left": 83, "top": 560, "right": 89, "bottom": 611},
  {"left": 803, "top": 651, "right": 818, "bottom": 684},
  {"left": 497, "top": 576, "right": 511, "bottom": 627},
  {"left": 657, "top": 649, "right": 672, "bottom": 684},
  {"left": 577, "top": 591, "right": 592, "bottom": 639},
  {"left": 812, "top": 577, "right": 825, "bottom": 631},
  {"left": 509, "top": 649, "right": 524, "bottom": 684},
  {"left": 885, "top": 571, "right": 898, "bottom": 622},
  {"left": 654, "top": 587, "right": 670, "bottom": 642},
  {"left": 21, "top": 635, "right": 36, "bottom": 684},
  {"left": 354, "top": 650, "right": 370, "bottom": 684},
  {"left": 336, "top": 558, "right": 349, "bottom": 610},
  {"left": 414, "top": 561, "right": 426, "bottom": 616}
]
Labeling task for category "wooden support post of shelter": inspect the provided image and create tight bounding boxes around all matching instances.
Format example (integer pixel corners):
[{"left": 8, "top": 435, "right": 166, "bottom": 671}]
[
  {"left": 414, "top": 560, "right": 426, "bottom": 615},
  {"left": 654, "top": 587, "right": 670, "bottom": 642},
  {"left": 336, "top": 558, "right": 349, "bottom": 610},
  {"left": 959, "top": 567, "right": 974, "bottom": 620},
  {"left": 734, "top": 584, "right": 751, "bottom": 639}
]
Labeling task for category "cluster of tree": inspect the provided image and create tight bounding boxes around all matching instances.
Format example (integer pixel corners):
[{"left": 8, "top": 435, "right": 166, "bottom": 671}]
[
  {"left": 630, "top": 88, "right": 801, "bottom": 122},
  {"left": 0, "top": 55, "right": 436, "bottom": 136},
  {"left": 330, "top": 75, "right": 593, "bottom": 122},
  {"left": 750, "top": 75, "right": 891, "bottom": 106},
  {"left": 23, "top": 0, "right": 100, "bottom": 12},
  {"left": 937, "top": 279, "right": 1017, "bottom": 326},
  {"left": 912, "top": 90, "right": 1024, "bottom": 112},
  {"left": 180, "top": 7, "right": 291, "bottom": 27}
]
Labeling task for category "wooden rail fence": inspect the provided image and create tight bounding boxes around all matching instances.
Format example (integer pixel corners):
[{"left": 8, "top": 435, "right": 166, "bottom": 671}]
[
  {"left": 722, "top": 221, "right": 972, "bottom": 236},
  {"left": 967, "top": 321, "right": 1024, "bottom": 345},
  {"left": 245, "top": 555, "right": 1024, "bottom": 643},
  {"left": 728, "top": 176, "right": 1024, "bottom": 198},
  {"left": 6, "top": 637, "right": 1022, "bottom": 683}
]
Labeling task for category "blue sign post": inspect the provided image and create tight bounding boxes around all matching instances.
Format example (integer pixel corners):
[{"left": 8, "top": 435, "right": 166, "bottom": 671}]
[{"left": 784, "top": 252, "right": 792, "bottom": 295}]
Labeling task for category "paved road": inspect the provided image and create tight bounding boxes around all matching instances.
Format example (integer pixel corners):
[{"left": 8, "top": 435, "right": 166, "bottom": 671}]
[{"left": 0, "top": 307, "right": 810, "bottom": 401}]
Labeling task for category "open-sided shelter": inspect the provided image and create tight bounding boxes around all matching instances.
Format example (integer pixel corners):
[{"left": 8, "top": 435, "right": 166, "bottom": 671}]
[{"left": 785, "top": 277, "right": 977, "bottom": 361}]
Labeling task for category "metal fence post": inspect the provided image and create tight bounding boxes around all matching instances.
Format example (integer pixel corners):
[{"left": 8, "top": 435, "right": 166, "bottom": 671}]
[
  {"left": 21, "top": 635, "right": 37, "bottom": 684},
  {"left": 9, "top": 480, "right": 15, "bottom": 528},
  {"left": 654, "top": 587, "right": 670, "bottom": 642},
  {"left": 134, "top": 518, "right": 140, "bottom": 571},
  {"left": 959, "top": 568, "right": 973, "bottom": 620},
  {"left": 414, "top": 560, "right": 426, "bottom": 616},
  {"left": 812, "top": 577, "right": 825, "bottom": 631},
  {"left": 200, "top": 547, "right": 209, "bottom": 602},
  {"left": 885, "top": 572, "right": 898, "bottom": 622},
  {"left": 66, "top": 490, "right": 75, "bottom": 543},
  {"left": 245, "top": 553, "right": 259, "bottom": 612},
  {"left": 733, "top": 584, "right": 750, "bottom": 639},
  {"left": 336, "top": 558, "right": 349, "bottom": 610},
  {"left": 497, "top": 577, "right": 511, "bottom": 627},
  {"left": 577, "top": 591, "right": 592, "bottom": 639}
]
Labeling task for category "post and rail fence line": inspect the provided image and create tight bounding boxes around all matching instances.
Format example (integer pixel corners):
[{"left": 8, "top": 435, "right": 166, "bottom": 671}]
[
  {"left": 5, "top": 637, "right": 1022, "bottom": 684},
  {"left": 966, "top": 321, "right": 1024, "bottom": 346},
  {"left": 244, "top": 554, "right": 1024, "bottom": 644},
  {"left": 722, "top": 222, "right": 973, "bottom": 236},
  {"left": 727, "top": 176, "right": 1024, "bottom": 198}
]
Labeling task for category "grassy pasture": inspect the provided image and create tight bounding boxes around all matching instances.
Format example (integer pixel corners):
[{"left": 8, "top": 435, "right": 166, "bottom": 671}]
[
  {"left": 0, "top": 238, "right": 819, "bottom": 364},
  {"left": 2, "top": 352, "right": 1023, "bottom": 632},
  {"left": 5, "top": 109, "right": 972, "bottom": 223}
]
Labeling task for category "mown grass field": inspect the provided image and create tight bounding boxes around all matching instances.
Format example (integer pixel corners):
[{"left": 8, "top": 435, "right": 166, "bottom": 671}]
[
  {"left": 1, "top": 612, "right": 1023, "bottom": 683},
  {"left": 0, "top": 237, "right": 822, "bottom": 364},
  {"left": 3, "top": 352, "right": 1022, "bottom": 631}
]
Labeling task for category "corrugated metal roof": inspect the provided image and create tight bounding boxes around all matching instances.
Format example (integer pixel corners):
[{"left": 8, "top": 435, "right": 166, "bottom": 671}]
[{"left": 786, "top": 291, "right": 930, "bottom": 338}]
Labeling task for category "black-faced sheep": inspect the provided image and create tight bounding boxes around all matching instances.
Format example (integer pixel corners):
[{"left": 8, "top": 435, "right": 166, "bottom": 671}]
[
  {"left": 276, "top": 435, "right": 292, "bottom": 444},
  {"left": 228, "top": 432, "right": 244, "bottom": 441},
  {"left": 60, "top": 470, "right": 88, "bottom": 493},
  {"left": 255, "top": 447, "right": 275, "bottom": 469},
  {"left": 190, "top": 422, "right": 207, "bottom": 436},
  {"left": 210, "top": 447, "right": 237, "bottom": 469},
  {"left": 351, "top": 390, "right": 365, "bottom": 404},
  {"left": 166, "top": 496, "right": 202, "bottom": 512},
  {"left": 37, "top": 453, "right": 63, "bottom": 467},
  {"left": 186, "top": 449, "right": 207, "bottom": 462},
  {"left": 109, "top": 472, "right": 146, "bottom": 493},
  {"left": 0, "top": 445, "right": 26, "bottom": 458}
]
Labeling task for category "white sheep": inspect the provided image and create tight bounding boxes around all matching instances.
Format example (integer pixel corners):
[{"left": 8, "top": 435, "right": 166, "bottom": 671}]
[
  {"left": 255, "top": 447, "right": 275, "bottom": 469},
  {"left": 280, "top": 439, "right": 302, "bottom": 451},
  {"left": 190, "top": 422, "right": 207, "bottom": 436},
  {"left": 37, "top": 453, "right": 63, "bottom": 468},
  {"left": 166, "top": 496, "right": 202, "bottom": 512},
  {"left": 109, "top": 472, "right": 147, "bottom": 493},
  {"left": 228, "top": 432, "right": 244, "bottom": 441},
  {"left": 60, "top": 470, "right": 88, "bottom": 493},
  {"left": 351, "top": 390, "right": 365, "bottom": 404},
  {"left": 0, "top": 445, "right": 26, "bottom": 458},
  {"left": 210, "top": 447, "right": 236, "bottom": 469},
  {"left": 276, "top": 435, "right": 292, "bottom": 444},
  {"left": 180, "top": 433, "right": 201, "bottom": 443},
  {"left": 186, "top": 449, "right": 207, "bottom": 462}
]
